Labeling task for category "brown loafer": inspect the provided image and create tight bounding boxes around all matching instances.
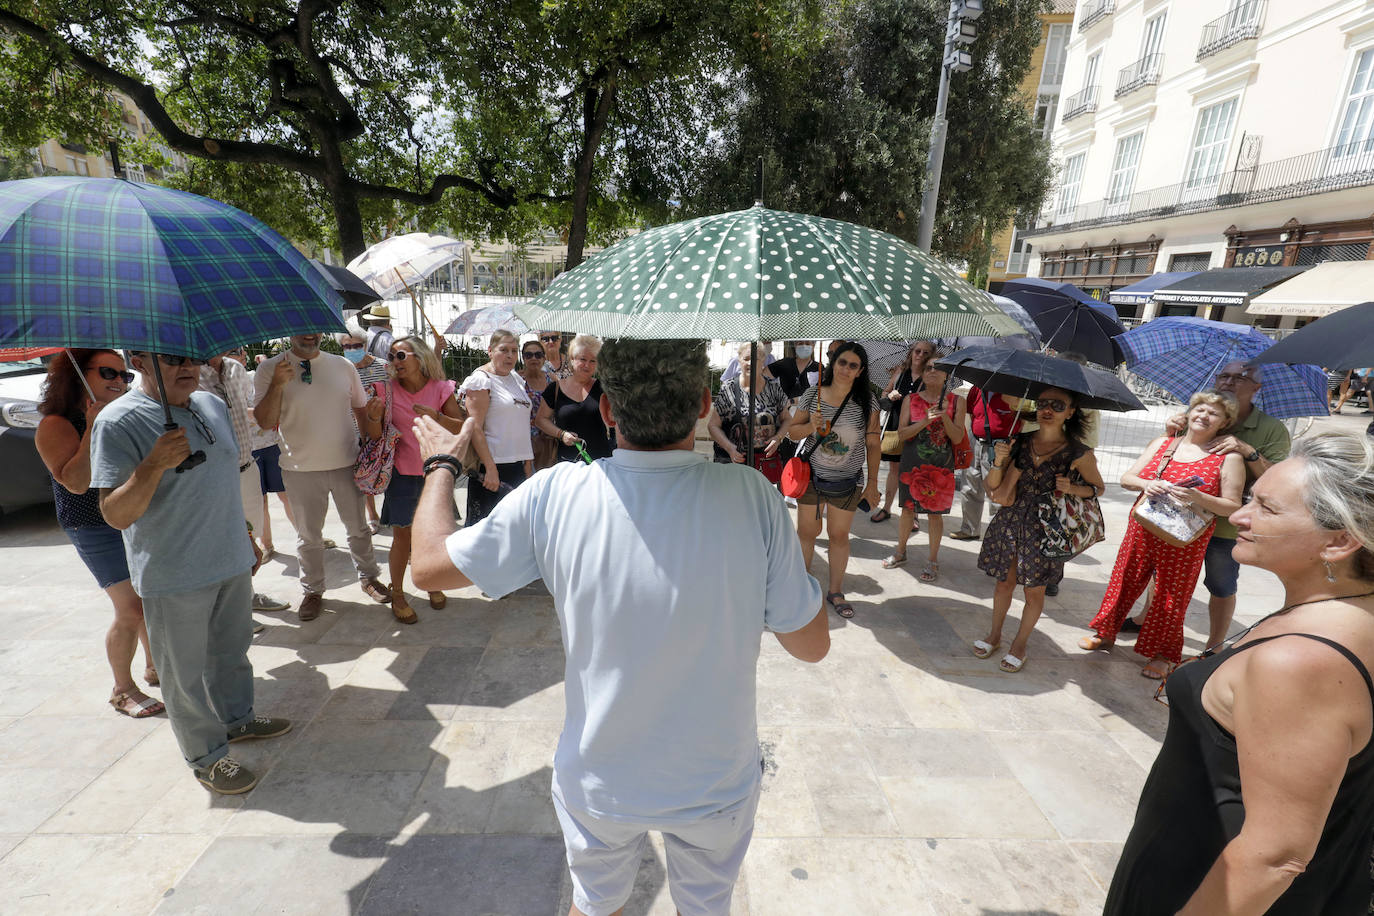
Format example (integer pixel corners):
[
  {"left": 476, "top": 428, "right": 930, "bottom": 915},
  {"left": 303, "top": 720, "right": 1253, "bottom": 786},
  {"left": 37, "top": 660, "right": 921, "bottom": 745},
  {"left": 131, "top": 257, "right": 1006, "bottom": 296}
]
[
  {"left": 298, "top": 593, "right": 323, "bottom": 622},
  {"left": 428, "top": 591, "right": 447, "bottom": 609},
  {"left": 360, "top": 577, "right": 391, "bottom": 604}
]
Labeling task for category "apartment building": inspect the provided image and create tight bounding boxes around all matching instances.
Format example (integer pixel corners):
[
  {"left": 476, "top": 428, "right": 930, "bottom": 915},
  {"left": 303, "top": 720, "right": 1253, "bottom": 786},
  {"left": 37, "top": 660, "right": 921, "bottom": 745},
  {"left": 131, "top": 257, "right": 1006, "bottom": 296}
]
[
  {"left": 19, "top": 94, "right": 184, "bottom": 183},
  {"left": 1024, "top": 0, "right": 1374, "bottom": 326}
]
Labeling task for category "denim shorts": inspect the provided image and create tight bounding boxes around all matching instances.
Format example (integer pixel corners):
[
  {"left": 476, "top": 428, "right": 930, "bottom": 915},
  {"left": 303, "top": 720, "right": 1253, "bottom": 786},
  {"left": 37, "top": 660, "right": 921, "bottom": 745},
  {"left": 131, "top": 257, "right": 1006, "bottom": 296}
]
[
  {"left": 252, "top": 445, "right": 286, "bottom": 494},
  {"left": 380, "top": 473, "right": 424, "bottom": 528},
  {"left": 1203, "top": 536, "right": 1240, "bottom": 598},
  {"left": 66, "top": 524, "right": 130, "bottom": 589}
]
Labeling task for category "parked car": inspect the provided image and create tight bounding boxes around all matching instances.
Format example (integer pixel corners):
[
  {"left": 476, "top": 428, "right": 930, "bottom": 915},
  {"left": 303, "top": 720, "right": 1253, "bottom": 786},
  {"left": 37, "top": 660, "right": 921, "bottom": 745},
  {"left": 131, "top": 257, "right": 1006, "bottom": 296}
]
[{"left": 0, "top": 358, "right": 53, "bottom": 517}]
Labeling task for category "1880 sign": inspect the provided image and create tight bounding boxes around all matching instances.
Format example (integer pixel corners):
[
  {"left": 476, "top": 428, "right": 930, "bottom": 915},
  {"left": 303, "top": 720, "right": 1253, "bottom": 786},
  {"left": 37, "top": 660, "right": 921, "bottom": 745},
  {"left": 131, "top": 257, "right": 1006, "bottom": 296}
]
[{"left": 1233, "top": 244, "right": 1288, "bottom": 267}]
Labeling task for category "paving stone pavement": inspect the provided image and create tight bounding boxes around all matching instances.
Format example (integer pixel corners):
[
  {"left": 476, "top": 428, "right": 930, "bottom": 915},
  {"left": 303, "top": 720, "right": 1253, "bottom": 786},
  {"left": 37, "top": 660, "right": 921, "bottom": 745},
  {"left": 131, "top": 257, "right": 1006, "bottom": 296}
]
[{"left": 1, "top": 410, "right": 1365, "bottom": 915}]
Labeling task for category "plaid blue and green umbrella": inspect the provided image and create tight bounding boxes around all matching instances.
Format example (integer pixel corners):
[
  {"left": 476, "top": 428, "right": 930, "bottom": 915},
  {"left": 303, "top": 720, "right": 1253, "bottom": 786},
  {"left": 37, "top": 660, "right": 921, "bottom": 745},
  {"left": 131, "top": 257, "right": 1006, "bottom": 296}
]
[
  {"left": 1118, "top": 316, "right": 1329, "bottom": 419},
  {"left": 513, "top": 205, "right": 1024, "bottom": 341},
  {"left": 0, "top": 177, "right": 345, "bottom": 358}
]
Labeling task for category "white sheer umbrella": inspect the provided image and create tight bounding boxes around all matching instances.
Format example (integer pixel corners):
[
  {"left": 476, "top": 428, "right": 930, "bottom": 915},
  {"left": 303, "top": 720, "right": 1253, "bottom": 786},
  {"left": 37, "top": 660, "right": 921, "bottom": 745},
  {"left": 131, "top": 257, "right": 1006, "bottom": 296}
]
[{"left": 346, "top": 233, "right": 468, "bottom": 340}]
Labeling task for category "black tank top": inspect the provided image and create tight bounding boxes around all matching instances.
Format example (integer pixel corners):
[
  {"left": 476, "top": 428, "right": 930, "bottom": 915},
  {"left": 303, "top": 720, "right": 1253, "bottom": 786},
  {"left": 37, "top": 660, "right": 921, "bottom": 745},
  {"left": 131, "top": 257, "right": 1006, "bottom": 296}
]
[
  {"left": 49, "top": 414, "right": 107, "bottom": 530},
  {"left": 1105, "top": 631, "right": 1374, "bottom": 915}
]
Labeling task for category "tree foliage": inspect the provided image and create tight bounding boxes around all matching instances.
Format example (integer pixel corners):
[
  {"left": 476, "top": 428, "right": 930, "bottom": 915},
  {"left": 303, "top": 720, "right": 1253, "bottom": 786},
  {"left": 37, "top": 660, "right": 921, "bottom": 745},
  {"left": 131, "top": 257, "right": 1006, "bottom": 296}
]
[{"left": 685, "top": 0, "right": 1054, "bottom": 275}]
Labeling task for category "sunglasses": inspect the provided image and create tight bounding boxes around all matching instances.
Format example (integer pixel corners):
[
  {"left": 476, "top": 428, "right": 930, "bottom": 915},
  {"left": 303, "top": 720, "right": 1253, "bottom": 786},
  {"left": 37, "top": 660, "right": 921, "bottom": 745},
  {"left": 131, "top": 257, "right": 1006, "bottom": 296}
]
[
  {"left": 540, "top": 335, "right": 561, "bottom": 342},
  {"left": 342, "top": 342, "right": 365, "bottom": 350},
  {"left": 387, "top": 351, "right": 410, "bottom": 362},
  {"left": 834, "top": 358, "right": 862, "bottom": 370},
  {"left": 521, "top": 351, "right": 544, "bottom": 360},
  {"left": 299, "top": 359, "right": 312, "bottom": 384},
  {"left": 1036, "top": 398, "right": 1069, "bottom": 412},
  {"left": 88, "top": 366, "right": 135, "bottom": 383}
]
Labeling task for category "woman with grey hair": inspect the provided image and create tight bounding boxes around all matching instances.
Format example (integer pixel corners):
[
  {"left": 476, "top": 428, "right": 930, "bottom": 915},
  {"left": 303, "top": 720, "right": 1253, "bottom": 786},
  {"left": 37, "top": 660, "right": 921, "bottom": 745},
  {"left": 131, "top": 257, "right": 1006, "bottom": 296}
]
[
  {"left": 534, "top": 333, "right": 614, "bottom": 463},
  {"left": 1105, "top": 431, "right": 1374, "bottom": 915}
]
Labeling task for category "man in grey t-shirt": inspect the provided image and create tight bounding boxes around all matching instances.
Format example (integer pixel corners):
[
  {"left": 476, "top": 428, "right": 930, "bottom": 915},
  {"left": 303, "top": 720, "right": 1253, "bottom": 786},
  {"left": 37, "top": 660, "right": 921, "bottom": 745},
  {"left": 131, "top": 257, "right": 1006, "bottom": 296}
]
[{"left": 92, "top": 350, "right": 291, "bottom": 795}]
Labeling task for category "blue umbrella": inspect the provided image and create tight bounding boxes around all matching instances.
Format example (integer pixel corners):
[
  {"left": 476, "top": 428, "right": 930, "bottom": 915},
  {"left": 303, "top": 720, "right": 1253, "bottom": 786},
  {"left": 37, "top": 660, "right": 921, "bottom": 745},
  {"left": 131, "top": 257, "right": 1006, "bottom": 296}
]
[
  {"left": 1118, "top": 316, "right": 1329, "bottom": 419},
  {"left": 0, "top": 177, "right": 345, "bottom": 357},
  {"left": 1000, "top": 278, "right": 1126, "bottom": 367}
]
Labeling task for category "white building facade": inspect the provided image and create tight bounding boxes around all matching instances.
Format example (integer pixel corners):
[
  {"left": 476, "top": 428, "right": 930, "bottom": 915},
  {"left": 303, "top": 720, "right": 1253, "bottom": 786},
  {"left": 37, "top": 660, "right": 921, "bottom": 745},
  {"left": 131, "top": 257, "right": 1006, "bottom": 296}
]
[{"left": 1025, "top": 0, "right": 1374, "bottom": 327}]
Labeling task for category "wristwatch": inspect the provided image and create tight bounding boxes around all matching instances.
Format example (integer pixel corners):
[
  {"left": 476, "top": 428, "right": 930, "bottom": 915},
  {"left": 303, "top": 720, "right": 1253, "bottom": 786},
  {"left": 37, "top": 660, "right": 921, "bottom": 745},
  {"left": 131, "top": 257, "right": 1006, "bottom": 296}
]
[{"left": 1244, "top": 449, "right": 1261, "bottom": 462}]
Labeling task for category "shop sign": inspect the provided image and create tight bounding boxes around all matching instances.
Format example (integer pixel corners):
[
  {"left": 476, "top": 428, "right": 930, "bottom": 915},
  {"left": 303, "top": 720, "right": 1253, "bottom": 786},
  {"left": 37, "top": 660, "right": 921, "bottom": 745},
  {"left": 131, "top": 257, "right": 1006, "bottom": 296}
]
[{"left": 1233, "top": 244, "right": 1287, "bottom": 267}]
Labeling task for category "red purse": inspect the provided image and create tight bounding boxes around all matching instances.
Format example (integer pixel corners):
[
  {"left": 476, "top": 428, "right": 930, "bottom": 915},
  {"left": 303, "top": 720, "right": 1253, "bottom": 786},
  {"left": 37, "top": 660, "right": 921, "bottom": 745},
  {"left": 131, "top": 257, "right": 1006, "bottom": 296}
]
[
  {"left": 946, "top": 393, "right": 973, "bottom": 470},
  {"left": 782, "top": 388, "right": 854, "bottom": 497}
]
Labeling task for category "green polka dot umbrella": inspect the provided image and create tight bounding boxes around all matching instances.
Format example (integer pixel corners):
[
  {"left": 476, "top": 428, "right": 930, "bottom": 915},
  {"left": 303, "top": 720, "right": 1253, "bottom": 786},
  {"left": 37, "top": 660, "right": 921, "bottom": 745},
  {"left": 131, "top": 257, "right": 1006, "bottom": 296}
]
[{"left": 514, "top": 205, "right": 1025, "bottom": 340}]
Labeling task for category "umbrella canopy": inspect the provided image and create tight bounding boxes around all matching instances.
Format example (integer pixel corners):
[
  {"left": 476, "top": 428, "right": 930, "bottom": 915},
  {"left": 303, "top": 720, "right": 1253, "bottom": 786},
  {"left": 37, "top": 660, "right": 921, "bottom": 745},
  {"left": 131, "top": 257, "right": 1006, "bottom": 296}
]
[
  {"left": 346, "top": 232, "right": 467, "bottom": 299},
  {"left": 930, "top": 293, "right": 1042, "bottom": 353},
  {"left": 0, "top": 177, "right": 345, "bottom": 358},
  {"left": 0, "top": 346, "right": 63, "bottom": 361},
  {"left": 311, "top": 260, "right": 381, "bottom": 311},
  {"left": 513, "top": 205, "right": 1025, "bottom": 341},
  {"left": 1252, "top": 302, "right": 1374, "bottom": 372},
  {"left": 1000, "top": 277, "right": 1126, "bottom": 367},
  {"left": 444, "top": 302, "right": 530, "bottom": 337},
  {"left": 935, "top": 346, "right": 1144, "bottom": 412},
  {"left": 1118, "top": 316, "right": 1328, "bottom": 419}
]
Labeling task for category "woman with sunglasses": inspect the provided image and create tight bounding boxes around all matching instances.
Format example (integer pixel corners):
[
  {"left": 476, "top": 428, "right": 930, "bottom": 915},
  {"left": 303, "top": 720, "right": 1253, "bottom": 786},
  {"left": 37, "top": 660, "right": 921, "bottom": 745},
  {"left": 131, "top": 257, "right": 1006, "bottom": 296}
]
[
  {"left": 1104, "top": 433, "right": 1374, "bottom": 916},
  {"left": 534, "top": 334, "right": 614, "bottom": 464},
  {"left": 872, "top": 340, "right": 935, "bottom": 524},
  {"left": 974, "top": 388, "right": 1104, "bottom": 673},
  {"left": 786, "top": 341, "right": 880, "bottom": 619},
  {"left": 538, "top": 331, "right": 571, "bottom": 381},
  {"left": 360, "top": 336, "right": 464, "bottom": 624},
  {"left": 884, "top": 357, "right": 965, "bottom": 583},
  {"left": 1081, "top": 392, "right": 1245, "bottom": 679},
  {"left": 34, "top": 349, "right": 163, "bottom": 718},
  {"left": 518, "top": 340, "right": 554, "bottom": 469},
  {"left": 460, "top": 329, "right": 535, "bottom": 523}
]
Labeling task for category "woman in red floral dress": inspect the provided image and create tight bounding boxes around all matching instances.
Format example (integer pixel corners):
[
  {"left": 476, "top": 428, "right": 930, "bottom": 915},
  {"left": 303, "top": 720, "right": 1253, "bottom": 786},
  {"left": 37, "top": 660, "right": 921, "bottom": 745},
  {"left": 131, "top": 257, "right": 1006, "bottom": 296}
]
[
  {"left": 1080, "top": 392, "right": 1245, "bottom": 678},
  {"left": 885, "top": 360, "right": 966, "bottom": 583}
]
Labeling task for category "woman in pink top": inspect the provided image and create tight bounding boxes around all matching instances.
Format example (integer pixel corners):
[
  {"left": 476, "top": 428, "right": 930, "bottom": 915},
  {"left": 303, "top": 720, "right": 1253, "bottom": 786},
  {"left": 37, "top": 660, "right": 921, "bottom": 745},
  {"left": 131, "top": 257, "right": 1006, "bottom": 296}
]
[{"left": 361, "top": 336, "right": 464, "bottom": 624}]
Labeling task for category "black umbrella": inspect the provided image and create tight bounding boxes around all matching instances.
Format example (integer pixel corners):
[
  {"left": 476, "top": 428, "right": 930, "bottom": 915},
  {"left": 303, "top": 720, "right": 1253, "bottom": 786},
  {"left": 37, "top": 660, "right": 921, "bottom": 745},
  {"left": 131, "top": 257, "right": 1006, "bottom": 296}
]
[
  {"left": 1251, "top": 302, "right": 1374, "bottom": 371},
  {"left": 935, "top": 346, "right": 1145, "bottom": 412},
  {"left": 311, "top": 260, "right": 382, "bottom": 311},
  {"left": 1000, "top": 278, "right": 1127, "bottom": 368}
]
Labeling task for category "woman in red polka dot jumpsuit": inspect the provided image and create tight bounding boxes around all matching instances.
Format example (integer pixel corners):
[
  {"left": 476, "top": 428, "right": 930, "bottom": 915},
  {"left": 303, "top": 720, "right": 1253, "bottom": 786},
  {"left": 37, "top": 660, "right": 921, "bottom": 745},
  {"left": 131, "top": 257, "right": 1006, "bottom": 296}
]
[{"left": 1081, "top": 392, "right": 1246, "bottom": 679}]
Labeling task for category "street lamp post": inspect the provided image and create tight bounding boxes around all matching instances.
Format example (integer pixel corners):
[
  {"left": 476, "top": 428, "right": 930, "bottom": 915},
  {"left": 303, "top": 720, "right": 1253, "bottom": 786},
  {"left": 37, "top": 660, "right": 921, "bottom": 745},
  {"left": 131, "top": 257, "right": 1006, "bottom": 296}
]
[{"left": 915, "top": 0, "right": 983, "bottom": 253}]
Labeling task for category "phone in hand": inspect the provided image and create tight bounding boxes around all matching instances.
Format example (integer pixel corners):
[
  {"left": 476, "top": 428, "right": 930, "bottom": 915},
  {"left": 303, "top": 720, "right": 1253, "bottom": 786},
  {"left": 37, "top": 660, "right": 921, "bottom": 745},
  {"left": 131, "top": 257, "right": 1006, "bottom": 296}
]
[{"left": 1175, "top": 474, "right": 1206, "bottom": 489}]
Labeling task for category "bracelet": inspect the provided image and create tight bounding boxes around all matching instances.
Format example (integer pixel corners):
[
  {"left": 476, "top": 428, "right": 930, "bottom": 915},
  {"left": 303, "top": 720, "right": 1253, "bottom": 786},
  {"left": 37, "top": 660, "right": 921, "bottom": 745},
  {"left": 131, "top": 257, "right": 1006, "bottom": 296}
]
[{"left": 422, "top": 454, "right": 462, "bottom": 477}]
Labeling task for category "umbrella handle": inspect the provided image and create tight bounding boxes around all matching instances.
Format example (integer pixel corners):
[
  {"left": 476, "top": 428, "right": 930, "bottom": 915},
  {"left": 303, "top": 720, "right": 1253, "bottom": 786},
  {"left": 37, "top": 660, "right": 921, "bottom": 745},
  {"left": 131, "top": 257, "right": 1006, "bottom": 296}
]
[{"left": 147, "top": 353, "right": 207, "bottom": 474}]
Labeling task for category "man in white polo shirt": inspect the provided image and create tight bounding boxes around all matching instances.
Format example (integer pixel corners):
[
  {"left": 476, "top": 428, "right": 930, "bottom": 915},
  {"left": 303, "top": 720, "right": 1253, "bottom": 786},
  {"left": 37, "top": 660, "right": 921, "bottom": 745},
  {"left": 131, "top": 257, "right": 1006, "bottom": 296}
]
[
  {"left": 407, "top": 338, "right": 828, "bottom": 916},
  {"left": 253, "top": 333, "right": 390, "bottom": 621}
]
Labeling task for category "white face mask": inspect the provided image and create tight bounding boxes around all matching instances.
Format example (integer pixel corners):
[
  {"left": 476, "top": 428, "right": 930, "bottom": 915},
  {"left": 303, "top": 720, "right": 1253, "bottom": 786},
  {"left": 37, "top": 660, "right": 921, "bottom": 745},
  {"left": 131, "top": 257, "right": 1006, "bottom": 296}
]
[{"left": 795, "top": 345, "right": 813, "bottom": 359}]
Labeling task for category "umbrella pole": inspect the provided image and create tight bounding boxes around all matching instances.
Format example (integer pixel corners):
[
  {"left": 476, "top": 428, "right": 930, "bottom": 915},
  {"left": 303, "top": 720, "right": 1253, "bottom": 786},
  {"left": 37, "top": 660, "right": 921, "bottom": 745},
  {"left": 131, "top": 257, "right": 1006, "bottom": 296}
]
[
  {"left": 392, "top": 268, "right": 446, "bottom": 344},
  {"left": 147, "top": 353, "right": 206, "bottom": 473},
  {"left": 63, "top": 349, "right": 98, "bottom": 406},
  {"left": 747, "top": 342, "right": 757, "bottom": 469}
]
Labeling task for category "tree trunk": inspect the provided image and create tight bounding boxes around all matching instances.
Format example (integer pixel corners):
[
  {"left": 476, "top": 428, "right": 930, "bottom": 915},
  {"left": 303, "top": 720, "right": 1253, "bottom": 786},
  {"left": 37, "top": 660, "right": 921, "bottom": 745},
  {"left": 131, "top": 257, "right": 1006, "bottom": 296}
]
[
  {"left": 565, "top": 80, "right": 617, "bottom": 271},
  {"left": 327, "top": 178, "right": 366, "bottom": 262}
]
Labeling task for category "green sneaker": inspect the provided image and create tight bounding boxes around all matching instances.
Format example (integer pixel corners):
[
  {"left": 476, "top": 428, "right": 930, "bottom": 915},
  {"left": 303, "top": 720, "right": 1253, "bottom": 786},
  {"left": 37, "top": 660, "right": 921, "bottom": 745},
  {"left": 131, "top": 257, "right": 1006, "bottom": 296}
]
[
  {"left": 227, "top": 715, "right": 292, "bottom": 743},
  {"left": 195, "top": 756, "right": 258, "bottom": 795}
]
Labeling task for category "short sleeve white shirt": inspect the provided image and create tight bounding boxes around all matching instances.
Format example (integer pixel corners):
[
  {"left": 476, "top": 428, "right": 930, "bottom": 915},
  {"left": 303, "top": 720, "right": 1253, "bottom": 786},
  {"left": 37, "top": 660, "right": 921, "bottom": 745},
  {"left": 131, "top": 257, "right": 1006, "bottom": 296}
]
[
  {"left": 461, "top": 369, "right": 535, "bottom": 463},
  {"left": 253, "top": 351, "right": 366, "bottom": 472},
  {"left": 444, "top": 448, "right": 823, "bottom": 823}
]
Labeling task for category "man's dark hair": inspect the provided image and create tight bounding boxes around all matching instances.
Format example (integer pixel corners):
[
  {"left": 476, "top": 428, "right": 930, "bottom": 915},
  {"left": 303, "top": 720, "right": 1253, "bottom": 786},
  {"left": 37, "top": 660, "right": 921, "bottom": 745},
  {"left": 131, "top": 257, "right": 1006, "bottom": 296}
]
[{"left": 598, "top": 339, "right": 709, "bottom": 448}]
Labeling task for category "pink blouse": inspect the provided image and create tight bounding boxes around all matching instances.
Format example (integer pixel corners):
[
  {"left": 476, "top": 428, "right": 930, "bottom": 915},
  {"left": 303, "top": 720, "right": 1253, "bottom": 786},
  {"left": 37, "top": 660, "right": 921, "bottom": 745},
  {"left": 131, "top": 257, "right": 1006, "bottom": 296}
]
[{"left": 371, "top": 378, "right": 457, "bottom": 476}]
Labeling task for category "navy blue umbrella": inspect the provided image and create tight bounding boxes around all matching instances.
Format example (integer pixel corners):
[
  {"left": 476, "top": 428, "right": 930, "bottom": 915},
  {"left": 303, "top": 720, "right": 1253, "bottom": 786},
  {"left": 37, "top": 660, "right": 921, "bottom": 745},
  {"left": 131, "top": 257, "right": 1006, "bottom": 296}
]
[
  {"left": 935, "top": 345, "right": 1144, "bottom": 412},
  {"left": 1000, "top": 278, "right": 1127, "bottom": 368}
]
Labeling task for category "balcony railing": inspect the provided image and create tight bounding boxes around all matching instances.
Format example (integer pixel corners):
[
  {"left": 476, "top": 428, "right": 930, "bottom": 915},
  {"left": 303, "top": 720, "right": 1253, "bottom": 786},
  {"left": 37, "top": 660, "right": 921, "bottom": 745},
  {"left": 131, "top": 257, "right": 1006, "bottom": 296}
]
[
  {"left": 1078, "top": 0, "right": 1114, "bottom": 32},
  {"left": 1116, "top": 53, "right": 1163, "bottom": 98},
  {"left": 1026, "top": 142, "right": 1374, "bottom": 237},
  {"left": 1198, "top": 0, "right": 1265, "bottom": 60},
  {"left": 1062, "top": 86, "right": 1100, "bottom": 122}
]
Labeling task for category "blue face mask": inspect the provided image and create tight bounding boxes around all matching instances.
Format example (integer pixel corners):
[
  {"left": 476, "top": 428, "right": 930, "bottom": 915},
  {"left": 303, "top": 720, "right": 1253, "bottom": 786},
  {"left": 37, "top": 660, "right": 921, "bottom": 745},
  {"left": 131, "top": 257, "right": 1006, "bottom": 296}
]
[
  {"left": 795, "top": 345, "right": 813, "bottom": 359},
  {"left": 343, "top": 348, "right": 366, "bottom": 364}
]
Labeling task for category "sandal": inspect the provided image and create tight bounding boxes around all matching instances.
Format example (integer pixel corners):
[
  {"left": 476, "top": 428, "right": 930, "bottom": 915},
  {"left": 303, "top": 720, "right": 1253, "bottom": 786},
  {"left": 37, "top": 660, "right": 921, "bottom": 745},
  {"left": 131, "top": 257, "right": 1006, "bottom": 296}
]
[
  {"left": 144, "top": 666, "right": 159, "bottom": 687},
  {"left": 999, "top": 653, "right": 1025, "bottom": 674},
  {"left": 110, "top": 691, "right": 164, "bottom": 718},
  {"left": 428, "top": 591, "right": 447, "bottom": 610},
  {"left": 972, "top": 639, "right": 1001, "bottom": 659},
  {"left": 919, "top": 562, "right": 939, "bottom": 583},
  {"left": 826, "top": 592, "right": 855, "bottom": 619},
  {"left": 1141, "top": 658, "right": 1173, "bottom": 680},
  {"left": 869, "top": 508, "right": 892, "bottom": 523},
  {"left": 391, "top": 587, "right": 419, "bottom": 625},
  {"left": 881, "top": 552, "right": 907, "bottom": 569},
  {"left": 1078, "top": 635, "right": 1114, "bottom": 651}
]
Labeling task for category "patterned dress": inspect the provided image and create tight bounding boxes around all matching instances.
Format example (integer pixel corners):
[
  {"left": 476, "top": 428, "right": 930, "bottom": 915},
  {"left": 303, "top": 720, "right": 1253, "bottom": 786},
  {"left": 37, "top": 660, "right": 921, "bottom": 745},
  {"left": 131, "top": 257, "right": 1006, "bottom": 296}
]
[
  {"left": 898, "top": 390, "right": 958, "bottom": 515},
  {"left": 1089, "top": 439, "right": 1227, "bottom": 664},
  {"left": 977, "top": 433, "right": 1089, "bottom": 588}
]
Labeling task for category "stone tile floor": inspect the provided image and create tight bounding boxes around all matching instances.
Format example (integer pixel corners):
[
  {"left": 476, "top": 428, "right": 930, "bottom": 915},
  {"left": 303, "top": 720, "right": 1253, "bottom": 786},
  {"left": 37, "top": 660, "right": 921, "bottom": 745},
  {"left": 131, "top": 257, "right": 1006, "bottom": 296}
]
[{"left": 3, "top": 411, "right": 1366, "bottom": 914}]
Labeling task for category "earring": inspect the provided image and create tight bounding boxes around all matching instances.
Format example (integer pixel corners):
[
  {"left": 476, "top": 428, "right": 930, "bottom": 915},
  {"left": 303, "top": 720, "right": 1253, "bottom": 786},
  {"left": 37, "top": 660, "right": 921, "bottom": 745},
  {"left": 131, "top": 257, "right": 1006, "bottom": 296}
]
[{"left": 1324, "top": 560, "right": 1338, "bottom": 583}]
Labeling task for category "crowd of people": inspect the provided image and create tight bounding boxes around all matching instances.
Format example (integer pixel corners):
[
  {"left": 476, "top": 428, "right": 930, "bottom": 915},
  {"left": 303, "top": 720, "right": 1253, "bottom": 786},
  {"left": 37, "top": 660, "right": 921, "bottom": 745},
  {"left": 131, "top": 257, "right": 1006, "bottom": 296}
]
[{"left": 26, "top": 324, "right": 1374, "bottom": 914}]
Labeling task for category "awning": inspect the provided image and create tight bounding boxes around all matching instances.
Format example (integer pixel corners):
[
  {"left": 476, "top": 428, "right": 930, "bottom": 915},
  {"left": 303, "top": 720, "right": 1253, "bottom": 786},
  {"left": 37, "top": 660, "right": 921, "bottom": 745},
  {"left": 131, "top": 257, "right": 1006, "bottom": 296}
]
[
  {"left": 1151, "top": 266, "right": 1309, "bottom": 308},
  {"left": 1246, "top": 260, "right": 1374, "bottom": 317},
  {"left": 1108, "top": 271, "right": 1200, "bottom": 306}
]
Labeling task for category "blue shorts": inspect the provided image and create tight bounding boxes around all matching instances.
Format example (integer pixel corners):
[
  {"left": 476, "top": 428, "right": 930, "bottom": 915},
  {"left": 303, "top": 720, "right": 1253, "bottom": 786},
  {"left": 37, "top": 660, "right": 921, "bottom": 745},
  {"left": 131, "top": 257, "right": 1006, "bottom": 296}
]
[
  {"left": 1203, "top": 536, "right": 1240, "bottom": 598},
  {"left": 380, "top": 473, "right": 423, "bottom": 527},
  {"left": 552, "top": 781, "right": 760, "bottom": 916},
  {"left": 66, "top": 524, "right": 130, "bottom": 589},
  {"left": 252, "top": 445, "right": 286, "bottom": 494}
]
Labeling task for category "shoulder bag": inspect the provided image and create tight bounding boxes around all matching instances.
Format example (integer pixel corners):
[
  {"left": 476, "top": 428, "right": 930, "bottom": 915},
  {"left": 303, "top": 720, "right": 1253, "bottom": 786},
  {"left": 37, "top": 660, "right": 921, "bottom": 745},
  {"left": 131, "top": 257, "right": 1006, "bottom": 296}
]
[
  {"left": 1037, "top": 454, "right": 1105, "bottom": 559},
  {"left": 354, "top": 381, "right": 400, "bottom": 494},
  {"left": 780, "top": 387, "right": 853, "bottom": 499},
  {"left": 1130, "top": 438, "right": 1214, "bottom": 548}
]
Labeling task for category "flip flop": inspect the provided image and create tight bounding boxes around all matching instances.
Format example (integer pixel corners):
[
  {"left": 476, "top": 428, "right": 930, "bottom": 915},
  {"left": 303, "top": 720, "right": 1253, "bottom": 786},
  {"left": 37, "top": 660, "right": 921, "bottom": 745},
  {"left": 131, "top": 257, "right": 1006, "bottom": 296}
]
[
  {"left": 919, "top": 562, "right": 939, "bottom": 583},
  {"left": 999, "top": 653, "right": 1025, "bottom": 674},
  {"left": 972, "top": 639, "right": 1001, "bottom": 659},
  {"left": 869, "top": 509, "right": 892, "bottom": 523},
  {"left": 881, "top": 553, "right": 907, "bottom": 569},
  {"left": 826, "top": 592, "right": 855, "bottom": 619},
  {"left": 110, "top": 692, "right": 165, "bottom": 718}
]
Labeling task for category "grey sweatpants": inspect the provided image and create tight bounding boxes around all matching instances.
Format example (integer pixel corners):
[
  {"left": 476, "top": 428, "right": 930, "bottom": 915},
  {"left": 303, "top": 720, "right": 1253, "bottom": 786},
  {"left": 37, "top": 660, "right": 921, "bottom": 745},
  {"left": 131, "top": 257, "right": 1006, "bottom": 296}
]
[
  {"left": 956, "top": 441, "right": 996, "bottom": 537},
  {"left": 142, "top": 571, "right": 256, "bottom": 770},
  {"left": 281, "top": 465, "right": 381, "bottom": 595}
]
